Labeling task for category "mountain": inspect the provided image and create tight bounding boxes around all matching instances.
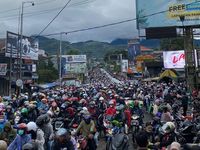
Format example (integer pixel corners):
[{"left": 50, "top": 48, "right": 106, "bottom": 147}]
[{"left": 37, "top": 36, "right": 161, "bottom": 58}]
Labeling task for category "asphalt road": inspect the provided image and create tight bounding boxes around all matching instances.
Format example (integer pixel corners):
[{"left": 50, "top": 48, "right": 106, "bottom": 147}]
[{"left": 97, "top": 112, "right": 153, "bottom": 150}]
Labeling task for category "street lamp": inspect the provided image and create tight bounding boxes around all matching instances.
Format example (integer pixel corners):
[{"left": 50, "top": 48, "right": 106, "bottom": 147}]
[
  {"left": 59, "top": 32, "right": 67, "bottom": 88},
  {"left": 19, "top": 1, "right": 34, "bottom": 82}
]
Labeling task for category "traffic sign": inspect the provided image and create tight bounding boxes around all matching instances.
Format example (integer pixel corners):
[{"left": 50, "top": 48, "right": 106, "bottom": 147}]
[{"left": 16, "top": 79, "right": 23, "bottom": 87}]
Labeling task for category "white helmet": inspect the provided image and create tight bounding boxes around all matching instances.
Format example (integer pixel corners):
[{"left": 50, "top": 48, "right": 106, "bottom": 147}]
[
  {"left": 27, "top": 122, "right": 37, "bottom": 132},
  {"left": 99, "top": 97, "right": 104, "bottom": 101}
]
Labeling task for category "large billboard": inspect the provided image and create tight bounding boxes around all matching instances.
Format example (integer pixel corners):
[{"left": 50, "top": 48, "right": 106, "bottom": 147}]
[
  {"left": 62, "top": 55, "right": 87, "bottom": 63},
  {"left": 6, "top": 31, "right": 39, "bottom": 60},
  {"left": 136, "top": 0, "right": 200, "bottom": 29},
  {"left": 163, "top": 50, "right": 185, "bottom": 68},
  {"left": 61, "top": 55, "right": 87, "bottom": 76}
]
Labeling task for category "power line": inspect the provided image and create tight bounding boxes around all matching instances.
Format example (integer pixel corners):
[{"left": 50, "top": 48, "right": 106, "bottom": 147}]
[
  {"left": 36, "top": 0, "right": 72, "bottom": 37},
  {"left": 0, "top": 0, "right": 95, "bottom": 21},
  {"left": 41, "top": 0, "right": 200, "bottom": 37},
  {"left": 0, "top": 0, "right": 57, "bottom": 14}
]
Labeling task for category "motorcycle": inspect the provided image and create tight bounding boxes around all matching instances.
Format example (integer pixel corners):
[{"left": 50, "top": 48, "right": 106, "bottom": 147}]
[
  {"left": 52, "top": 117, "right": 64, "bottom": 131},
  {"left": 131, "top": 114, "right": 141, "bottom": 143},
  {"left": 106, "top": 126, "right": 129, "bottom": 150}
]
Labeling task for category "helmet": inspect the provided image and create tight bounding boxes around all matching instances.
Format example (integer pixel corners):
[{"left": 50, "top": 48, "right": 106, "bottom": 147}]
[
  {"left": 99, "top": 97, "right": 104, "bottom": 101},
  {"left": 56, "top": 128, "right": 69, "bottom": 137},
  {"left": 160, "top": 122, "right": 175, "bottom": 134},
  {"left": 18, "top": 123, "right": 27, "bottom": 129},
  {"left": 6, "top": 105, "right": 12, "bottom": 110},
  {"left": 0, "top": 140, "right": 7, "bottom": 150},
  {"left": 21, "top": 108, "right": 28, "bottom": 114},
  {"left": 109, "top": 101, "right": 114, "bottom": 105},
  {"left": 83, "top": 115, "right": 91, "bottom": 124},
  {"left": 155, "top": 99, "right": 160, "bottom": 105},
  {"left": 36, "top": 114, "right": 50, "bottom": 127},
  {"left": 27, "top": 122, "right": 37, "bottom": 132}
]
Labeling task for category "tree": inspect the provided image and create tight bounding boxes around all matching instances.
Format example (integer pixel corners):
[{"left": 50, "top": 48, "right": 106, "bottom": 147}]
[
  {"left": 37, "top": 57, "right": 58, "bottom": 83},
  {"left": 160, "top": 38, "right": 184, "bottom": 50}
]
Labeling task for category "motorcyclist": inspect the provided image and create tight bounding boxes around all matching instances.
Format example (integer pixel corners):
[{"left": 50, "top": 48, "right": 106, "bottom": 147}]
[
  {"left": 156, "top": 122, "right": 176, "bottom": 149},
  {"left": 0, "top": 121, "right": 16, "bottom": 145},
  {"left": 75, "top": 115, "right": 96, "bottom": 150},
  {"left": 18, "top": 108, "right": 29, "bottom": 124},
  {"left": 36, "top": 114, "right": 54, "bottom": 149},
  {"left": 51, "top": 128, "right": 77, "bottom": 150},
  {"left": 27, "top": 103, "right": 38, "bottom": 122},
  {"left": 97, "top": 97, "right": 107, "bottom": 113},
  {"left": 5, "top": 105, "right": 14, "bottom": 124},
  {"left": 49, "top": 101, "right": 60, "bottom": 117},
  {"left": 27, "top": 121, "right": 45, "bottom": 150},
  {"left": 105, "top": 101, "right": 116, "bottom": 119},
  {"left": 38, "top": 98, "right": 49, "bottom": 115},
  {"left": 8, "top": 123, "right": 31, "bottom": 150}
]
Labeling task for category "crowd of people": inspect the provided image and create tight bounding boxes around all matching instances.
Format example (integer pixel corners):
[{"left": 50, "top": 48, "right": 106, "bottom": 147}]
[{"left": 0, "top": 67, "right": 199, "bottom": 150}]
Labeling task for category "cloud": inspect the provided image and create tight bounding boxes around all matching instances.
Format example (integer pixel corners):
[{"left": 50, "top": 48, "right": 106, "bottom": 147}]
[{"left": 0, "top": 0, "right": 137, "bottom": 42}]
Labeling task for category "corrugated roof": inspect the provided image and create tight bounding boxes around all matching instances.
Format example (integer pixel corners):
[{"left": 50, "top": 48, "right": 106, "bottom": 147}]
[{"left": 140, "top": 45, "right": 153, "bottom": 51}]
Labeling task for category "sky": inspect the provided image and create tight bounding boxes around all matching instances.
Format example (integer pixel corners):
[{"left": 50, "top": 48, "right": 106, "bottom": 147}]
[{"left": 0, "top": 0, "right": 137, "bottom": 42}]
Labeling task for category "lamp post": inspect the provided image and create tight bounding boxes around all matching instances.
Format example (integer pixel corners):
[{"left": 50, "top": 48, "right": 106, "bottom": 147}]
[
  {"left": 19, "top": 1, "right": 34, "bottom": 90},
  {"left": 59, "top": 32, "right": 67, "bottom": 88}
]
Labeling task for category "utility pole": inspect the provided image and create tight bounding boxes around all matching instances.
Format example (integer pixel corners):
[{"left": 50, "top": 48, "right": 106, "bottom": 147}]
[
  {"left": 19, "top": 1, "right": 34, "bottom": 94},
  {"left": 59, "top": 33, "right": 63, "bottom": 88},
  {"left": 184, "top": 26, "right": 195, "bottom": 91}
]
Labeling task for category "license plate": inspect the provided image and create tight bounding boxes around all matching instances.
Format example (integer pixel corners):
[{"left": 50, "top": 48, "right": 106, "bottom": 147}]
[{"left": 131, "top": 121, "right": 138, "bottom": 125}]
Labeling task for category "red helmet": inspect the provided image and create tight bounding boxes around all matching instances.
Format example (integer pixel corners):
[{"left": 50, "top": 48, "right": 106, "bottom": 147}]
[{"left": 18, "top": 123, "right": 27, "bottom": 129}]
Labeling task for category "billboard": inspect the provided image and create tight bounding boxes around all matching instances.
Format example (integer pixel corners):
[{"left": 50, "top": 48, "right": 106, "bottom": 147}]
[
  {"left": 6, "top": 31, "right": 39, "bottom": 60},
  {"left": 121, "top": 60, "right": 128, "bottom": 72},
  {"left": 61, "top": 55, "right": 87, "bottom": 76},
  {"left": 0, "top": 64, "right": 7, "bottom": 76},
  {"left": 163, "top": 50, "right": 185, "bottom": 68},
  {"left": 136, "top": 0, "right": 200, "bottom": 29},
  {"left": 62, "top": 55, "right": 87, "bottom": 63}
]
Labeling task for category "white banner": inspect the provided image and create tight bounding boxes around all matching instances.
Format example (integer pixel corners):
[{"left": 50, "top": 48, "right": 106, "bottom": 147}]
[
  {"left": 163, "top": 50, "right": 185, "bottom": 69},
  {"left": 62, "top": 55, "right": 87, "bottom": 63},
  {"left": 121, "top": 60, "right": 128, "bottom": 72},
  {"left": 0, "top": 64, "right": 7, "bottom": 76}
]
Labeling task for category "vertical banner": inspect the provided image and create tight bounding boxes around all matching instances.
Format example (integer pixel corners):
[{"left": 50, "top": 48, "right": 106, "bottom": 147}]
[
  {"left": 0, "top": 64, "right": 7, "bottom": 76},
  {"left": 128, "top": 40, "right": 141, "bottom": 61},
  {"left": 121, "top": 60, "right": 128, "bottom": 73}
]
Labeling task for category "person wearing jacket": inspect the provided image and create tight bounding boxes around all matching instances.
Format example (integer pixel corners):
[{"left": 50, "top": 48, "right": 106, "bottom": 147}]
[
  {"left": 27, "top": 121, "right": 45, "bottom": 150},
  {"left": 8, "top": 123, "right": 31, "bottom": 150},
  {"left": 0, "top": 121, "right": 16, "bottom": 145},
  {"left": 36, "top": 114, "right": 53, "bottom": 150}
]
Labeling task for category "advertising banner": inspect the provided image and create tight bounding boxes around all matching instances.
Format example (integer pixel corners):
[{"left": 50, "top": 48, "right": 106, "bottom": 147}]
[
  {"left": 121, "top": 60, "right": 128, "bottom": 73},
  {"left": 62, "top": 55, "right": 87, "bottom": 63},
  {"left": 12, "top": 64, "right": 33, "bottom": 72},
  {"left": 136, "top": 0, "right": 200, "bottom": 29},
  {"left": 61, "top": 55, "right": 87, "bottom": 76},
  {"left": 163, "top": 50, "right": 185, "bottom": 68},
  {"left": 6, "top": 31, "right": 39, "bottom": 60},
  {"left": 0, "top": 64, "right": 7, "bottom": 76},
  {"left": 128, "top": 41, "right": 141, "bottom": 61}
]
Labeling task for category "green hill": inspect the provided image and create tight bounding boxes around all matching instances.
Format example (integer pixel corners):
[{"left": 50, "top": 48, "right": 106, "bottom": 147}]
[{"left": 37, "top": 36, "right": 127, "bottom": 58}]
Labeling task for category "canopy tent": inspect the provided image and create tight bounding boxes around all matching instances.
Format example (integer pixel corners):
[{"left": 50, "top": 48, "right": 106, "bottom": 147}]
[{"left": 159, "top": 69, "right": 178, "bottom": 81}]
